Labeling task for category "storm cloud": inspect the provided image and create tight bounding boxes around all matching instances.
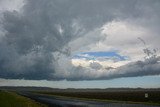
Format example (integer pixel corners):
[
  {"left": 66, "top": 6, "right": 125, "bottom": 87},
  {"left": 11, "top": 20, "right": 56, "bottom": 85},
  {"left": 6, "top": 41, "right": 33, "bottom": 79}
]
[{"left": 0, "top": 0, "right": 160, "bottom": 80}]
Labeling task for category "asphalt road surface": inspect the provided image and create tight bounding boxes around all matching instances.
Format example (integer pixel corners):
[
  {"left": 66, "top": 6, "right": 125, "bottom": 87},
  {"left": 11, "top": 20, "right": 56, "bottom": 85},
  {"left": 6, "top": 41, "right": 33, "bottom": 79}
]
[{"left": 19, "top": 92, "right": 160, "bottom": 107}]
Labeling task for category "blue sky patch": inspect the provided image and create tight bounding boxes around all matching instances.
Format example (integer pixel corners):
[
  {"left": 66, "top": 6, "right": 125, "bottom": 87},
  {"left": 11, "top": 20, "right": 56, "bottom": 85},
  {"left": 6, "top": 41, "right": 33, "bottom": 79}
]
[{"left": 73, "top": 51, "right": 128, "bottom": 61}]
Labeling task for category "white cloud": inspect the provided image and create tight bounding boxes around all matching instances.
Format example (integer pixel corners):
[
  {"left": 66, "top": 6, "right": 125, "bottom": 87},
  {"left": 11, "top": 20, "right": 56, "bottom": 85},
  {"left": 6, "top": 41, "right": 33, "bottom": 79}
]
[{"left": 89, "top": 20, "right": 157, "bottom": 62}]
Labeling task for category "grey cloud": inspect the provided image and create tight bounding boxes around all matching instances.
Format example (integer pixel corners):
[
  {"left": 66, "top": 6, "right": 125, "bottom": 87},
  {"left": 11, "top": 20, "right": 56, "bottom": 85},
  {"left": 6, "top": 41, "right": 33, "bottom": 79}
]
[
  {"left": 66, "top": 56, "right": 160, "bottom": 81},
  {"left": 90, "top": 62, "right": 102, "bottom": 70},
  {"left": 0, "top": 0, "right": 160, "bottom": 80}
]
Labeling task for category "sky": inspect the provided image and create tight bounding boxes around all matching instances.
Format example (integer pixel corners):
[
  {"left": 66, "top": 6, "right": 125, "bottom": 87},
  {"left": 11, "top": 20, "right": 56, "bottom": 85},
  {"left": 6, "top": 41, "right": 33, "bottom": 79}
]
[{"left": 0, "top": 0, "right": 160, "bottom": 88}]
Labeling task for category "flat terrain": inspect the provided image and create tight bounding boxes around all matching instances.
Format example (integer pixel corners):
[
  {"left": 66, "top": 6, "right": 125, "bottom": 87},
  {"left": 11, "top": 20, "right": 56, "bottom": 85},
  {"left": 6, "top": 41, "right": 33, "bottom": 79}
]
[
  {"left": 1, "top": 86, "right": 160, "bottom": 107},
  {"left": 0, "top": 90, "right": 46, "bottom": 107},
  {"left": 36, "top": 90, "right": 160, "bottom": 105},
  {"left": 19, "top": 91, "right": 160, "bottom": 107}
]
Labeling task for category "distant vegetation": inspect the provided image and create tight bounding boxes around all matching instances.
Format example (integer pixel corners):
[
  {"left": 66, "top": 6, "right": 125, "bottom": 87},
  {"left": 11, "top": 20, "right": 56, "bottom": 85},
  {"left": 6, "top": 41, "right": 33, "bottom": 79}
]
[{"left": 0, "top": 90, "right": 47, "bottom": 107}]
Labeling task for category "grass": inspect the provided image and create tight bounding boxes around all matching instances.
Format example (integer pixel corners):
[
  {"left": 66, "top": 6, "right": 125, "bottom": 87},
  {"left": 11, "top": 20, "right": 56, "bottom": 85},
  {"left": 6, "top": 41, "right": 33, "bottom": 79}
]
[
  {"left": 35, "top": 91, "right": 160, "bottom": 106},
  {"left": 0, "top": 90, "right": 47, "bottom": 107}
]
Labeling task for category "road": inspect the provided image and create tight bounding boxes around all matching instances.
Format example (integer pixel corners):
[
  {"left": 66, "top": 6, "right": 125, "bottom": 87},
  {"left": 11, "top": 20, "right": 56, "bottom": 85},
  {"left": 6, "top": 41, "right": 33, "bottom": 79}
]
[{"left": 19, "top": 92, "right": 160, "bottom": 107}]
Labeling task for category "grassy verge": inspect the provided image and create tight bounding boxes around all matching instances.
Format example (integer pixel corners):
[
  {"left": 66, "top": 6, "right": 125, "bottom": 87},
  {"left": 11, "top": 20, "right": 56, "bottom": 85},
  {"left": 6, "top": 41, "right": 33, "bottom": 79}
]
[{"left": 0, "top": 90, "right": 47, "bottom": 107}]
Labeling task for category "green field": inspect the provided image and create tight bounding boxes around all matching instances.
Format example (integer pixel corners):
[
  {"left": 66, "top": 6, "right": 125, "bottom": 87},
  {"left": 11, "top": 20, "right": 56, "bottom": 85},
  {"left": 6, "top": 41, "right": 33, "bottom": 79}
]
[{"left": 0, "top": 90, "right": 47, "bottom": 107}]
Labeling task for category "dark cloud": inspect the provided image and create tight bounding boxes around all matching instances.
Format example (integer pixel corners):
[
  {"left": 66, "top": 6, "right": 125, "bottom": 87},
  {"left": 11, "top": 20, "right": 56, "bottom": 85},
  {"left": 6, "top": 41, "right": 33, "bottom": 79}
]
[{"left": 0, "top": 0, "right": 160, "bottom": 80}]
